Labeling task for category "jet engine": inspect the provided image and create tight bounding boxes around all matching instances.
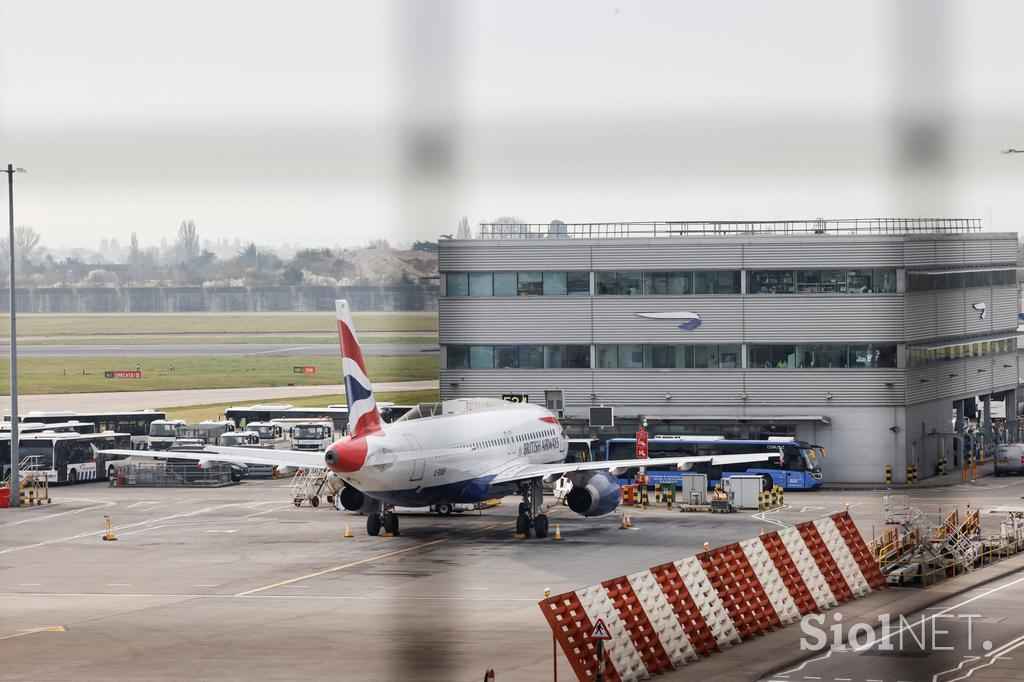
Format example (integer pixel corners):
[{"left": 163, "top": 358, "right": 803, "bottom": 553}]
[
  {"left": 565, "top": 470, "right": 622, "bottom": 517},
  {"left": 338, "top": 485, "right": 376, "bottom": 513}
]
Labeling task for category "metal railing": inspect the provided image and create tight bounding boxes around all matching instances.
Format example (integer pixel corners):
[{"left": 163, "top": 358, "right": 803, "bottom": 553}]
[
  {"left": 476, "top": 218, "right": 982, "bottom": 240},
  {"left": 111, "top": 463, "right": 234, "bottom": 487}
]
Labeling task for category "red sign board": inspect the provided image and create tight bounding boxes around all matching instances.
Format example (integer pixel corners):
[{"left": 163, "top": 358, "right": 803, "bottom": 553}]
[
  {"left": 636, "top": 430, "right": 648, "bottom": 459},
  {"left": 107, "top": 370, "right": 142, "bottom": 379},
  {"left": 293, "top": 366, "right": 317, "bottom": 374}
]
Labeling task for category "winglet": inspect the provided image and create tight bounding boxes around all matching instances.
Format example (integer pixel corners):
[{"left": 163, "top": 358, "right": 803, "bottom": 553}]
[{"left": 336, "top": 299, "right": 382, "bottom": 437}]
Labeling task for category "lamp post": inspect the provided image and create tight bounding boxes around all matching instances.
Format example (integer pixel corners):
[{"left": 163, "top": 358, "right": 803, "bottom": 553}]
[{"left": 4, "top": 164, "right": 26, "bottom": 506}]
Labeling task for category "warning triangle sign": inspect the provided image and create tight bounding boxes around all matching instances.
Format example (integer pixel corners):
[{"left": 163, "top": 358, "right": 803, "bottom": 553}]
[{"left": 589, "top": 618, "right": 612, "bottom": 641}]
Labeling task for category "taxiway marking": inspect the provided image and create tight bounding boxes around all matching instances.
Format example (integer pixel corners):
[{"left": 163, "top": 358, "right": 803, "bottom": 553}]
[{"left": 233, "top": 539, "right": 446, "bottom": 596}]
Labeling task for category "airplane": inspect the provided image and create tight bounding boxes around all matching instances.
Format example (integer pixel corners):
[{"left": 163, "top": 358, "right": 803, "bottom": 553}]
[{"left": 101, "top": 299, "right": 781, "bottom": 538}]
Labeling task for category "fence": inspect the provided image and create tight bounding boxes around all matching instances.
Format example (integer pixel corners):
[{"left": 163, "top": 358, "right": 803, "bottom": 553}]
[
  {"left": 111, "top": 463, "right": 235, "bottom": 487},
  {"left": 538, "top": 511, "right": 884, "bottom": 681}
]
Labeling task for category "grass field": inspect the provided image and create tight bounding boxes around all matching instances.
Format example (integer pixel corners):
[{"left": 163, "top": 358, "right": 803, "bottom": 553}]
[
  {"left": 163, "top": 389, "right": 441, "bottom": 423},
  {"left": 0, "top": 355, "right": 438, "bottom": 395},
  {"left": 16, "top": 334, "right": 438, "bottom": 346},
  {"left": 0, "top": 311, "right": 437, "bottom": 338}
]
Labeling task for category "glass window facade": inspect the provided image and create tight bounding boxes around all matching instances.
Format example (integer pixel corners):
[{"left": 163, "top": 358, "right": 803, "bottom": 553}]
[
  {"left": 446, "top": 345, "right": 591, "bottom": 369},
  {"left": 748, "top": 344, "right": 897, "bottom": 368},
  {"left": 749, "top": 269, "right": 897, "bottom": 294},
  {"left": 907, "top": 268, "right": 1016, "bottom": 292},
  {"left": 595, "top": 344, "right": 741, "bottom": 368},
  {"left": 446, "top": 272, "right": 591, "bottom": 296},
  {"left": 908, "top": 337, "right": 1017, "bottom": 366},
  {"left": 595, "top": 271, "right": 740, "bottom": 295}
]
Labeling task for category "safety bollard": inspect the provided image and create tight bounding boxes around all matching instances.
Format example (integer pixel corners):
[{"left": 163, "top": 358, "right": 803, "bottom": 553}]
[
  {"left": 757, "top": 491, "right": 765, "bottom": 512},
  {"left": 938, "top": 458, "right": 946, "bottom": 476},
  {"left": 885, "top": 465, "right": 892, "bottom": 485}
]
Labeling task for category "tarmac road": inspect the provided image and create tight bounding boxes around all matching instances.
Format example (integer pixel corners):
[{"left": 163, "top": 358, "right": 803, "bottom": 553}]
[
  {"left": 1, "top": 342, "right": 437, "bottom": 357},
  {"left": 0, "top": 380, "right": 440, "bottom": 413},
  {"left": 764, "top": 568, "right": 1024, "bottom": 682}
]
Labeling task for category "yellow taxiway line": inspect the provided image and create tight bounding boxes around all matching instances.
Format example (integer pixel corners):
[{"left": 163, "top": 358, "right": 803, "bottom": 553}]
[{"left": 234, "top": 539, "right": 446, "bottom": 597}]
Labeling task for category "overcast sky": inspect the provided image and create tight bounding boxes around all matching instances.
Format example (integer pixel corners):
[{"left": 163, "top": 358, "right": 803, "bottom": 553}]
[{"left": 2, "top": 0, "right": 1024, "bottom": 249}]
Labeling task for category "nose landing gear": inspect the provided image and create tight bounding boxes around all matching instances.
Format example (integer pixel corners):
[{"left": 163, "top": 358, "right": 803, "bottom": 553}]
[
  {"left": 516, "top": 479, "right": 549, "bottom": 539},
  {"left": 365, "top": 501, "right": 400, "bottom": 536}
]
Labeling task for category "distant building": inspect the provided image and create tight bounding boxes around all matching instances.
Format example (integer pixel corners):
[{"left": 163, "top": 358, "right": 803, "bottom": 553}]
[{"left": 438, "top": 219, "right": 1019, "bottom": 483}]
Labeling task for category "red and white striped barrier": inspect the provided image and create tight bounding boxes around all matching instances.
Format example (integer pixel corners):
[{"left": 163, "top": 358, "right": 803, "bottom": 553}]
[{"left": 538, "top": 511, "right": 885, "bottom": 682}]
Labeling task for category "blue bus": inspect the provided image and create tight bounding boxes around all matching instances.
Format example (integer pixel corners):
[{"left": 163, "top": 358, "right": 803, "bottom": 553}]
[{"left": 604, "top": 436, "right": 824, "bottom": 490}]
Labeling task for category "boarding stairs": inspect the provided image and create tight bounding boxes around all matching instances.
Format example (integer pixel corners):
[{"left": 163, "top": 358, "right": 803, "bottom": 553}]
[{"left": 2, "top": 456, "right": 52, "bottom": 506}]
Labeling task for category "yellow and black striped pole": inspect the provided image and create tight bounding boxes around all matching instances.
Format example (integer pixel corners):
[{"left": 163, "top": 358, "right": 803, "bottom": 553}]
[
  {"left": 757, "top": 491, "right": 765, "bottom": 512},
  {"left": 885, "top": 465, "right": 892, "bottom": 485}
]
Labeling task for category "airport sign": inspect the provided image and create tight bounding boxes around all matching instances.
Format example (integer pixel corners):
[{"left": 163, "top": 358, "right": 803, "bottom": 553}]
[
  {"left": 105, "top": 371, "right": 142, "bottom": 379},
  {"left": 293, "top": 366, "right": 317, "bottom": 374}
]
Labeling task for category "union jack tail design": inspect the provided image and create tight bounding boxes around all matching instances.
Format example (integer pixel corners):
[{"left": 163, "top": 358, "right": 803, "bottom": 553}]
[{"left": 336, "top": 299, "right": 382, "bottom": 437}]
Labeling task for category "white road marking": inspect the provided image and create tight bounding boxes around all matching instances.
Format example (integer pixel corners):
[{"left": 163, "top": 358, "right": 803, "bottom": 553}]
[
  {"left": 193, "top": 584, "right": 219, "bottom": 587},
  {"left": 0, "top": 503, "right": 260, "bottom": 555},
  {"left": 206, "top": 529, "right": 239, "bottom": 533},
  {"left": 105, "top": 583, "right": 130, "bottom": 587},
  {"left": 246, "top": 346, "right": 317, "bottom": 356},
  {"left": 751, "top": 505, "right": 791, "bottom": 528},
  {"left": 0, "top": 502, "right": 115, "bottom": 528},
  {"left": 799, "top": 506, "right": 824, "bottom": 513},
  {"left": 854, "top": 575, "right": 1024, "bottom": 653},
  {"left": 17, "top": 583, "right": 41, "bottom": 586},
  {"left": 0, "top": 591, "right": 538, "bottom": 602},
  {"left": 125, "top": 501, "right": 161, "bottom": 509},
  {"left": 463, "top": 587, "right": 488, "bottom": 590}
]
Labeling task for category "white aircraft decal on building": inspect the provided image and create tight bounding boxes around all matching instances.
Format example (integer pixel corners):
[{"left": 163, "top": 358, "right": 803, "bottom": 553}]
[
  {"left": 972, "top": 302, "right": 987, "bottom": 320},
  {"left": 635, "top": 311, "right": 702, "bottom": 330}
]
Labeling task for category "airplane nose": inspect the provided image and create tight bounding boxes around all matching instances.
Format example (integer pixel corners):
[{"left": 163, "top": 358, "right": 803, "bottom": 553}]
[{"left": 325, "top": 439, "right": 367, "bottom": 473}]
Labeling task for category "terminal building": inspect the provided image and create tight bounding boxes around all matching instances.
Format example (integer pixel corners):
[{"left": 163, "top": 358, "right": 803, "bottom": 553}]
[{"left": 437, "top": 219, "right": 1020, "bottom": 483}]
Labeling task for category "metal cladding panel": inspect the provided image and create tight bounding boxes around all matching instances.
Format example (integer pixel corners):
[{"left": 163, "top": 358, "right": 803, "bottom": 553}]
[
  {"left": 933, "top": 290, "right": 967, "bottom": 338},
  {"left": 904, "top": 356, "right": 1018, "bottom": 404},
  {"left": 438, "top": 298, "right": 593, "bottom": 344},
  {"left": 964, "top": 288, "right": 994, "bottom": 336},
  {"left": 903, "top": 241, "right": 937, "bottom": 266},
  {"left": 742, "top": 370, "right": 904, "bottom": 406},
  {"left": 963, "top": 240, "right": 992, "bottom": 265},
  {"left": 992, "top": 355, "right": 1019, "bottom": 388},
  {"left": 439, "top": 370, "right": 595, "bottom": 405},
  {"left": 743, "top": 296, "right": 904, "bottom": 342},
  {"left": 440, "top": 369, "right": 903, "bottom": 406},
  {"left": 592, "top": 297, "right": 743, "bottom": 343},
  {"left": 438, "top": 242, "right": 592, "bottom": 271},
  {"left": 592, "top": 370, "right": 745, "bottom": 404},
  {"left": 904, "top": 293, "right": 938, "bottom": 342},
  {"left": 742, "top": 240, "right": 904, "bottom": 268},
  {"left": 590, "top": 242, "right": 742, "bottom": 269},
  {"left": 934, "top": 241, "right": 966, "bottom": 265},
  {"left": 990, "top": 239, "right": 1019, "bottom": 263},
  {"left": 991, "top": 287, "right": 1020, "bottom": 331}
]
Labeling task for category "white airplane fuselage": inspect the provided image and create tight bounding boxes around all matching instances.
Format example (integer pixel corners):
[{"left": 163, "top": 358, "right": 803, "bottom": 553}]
[{"left": 328, "top": 401, "right": 568, "bottom": 507}]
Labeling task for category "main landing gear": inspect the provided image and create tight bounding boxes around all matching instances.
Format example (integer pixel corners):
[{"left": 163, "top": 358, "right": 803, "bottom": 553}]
[
  {"left": 516, "top": 479, "right": 549, "bottom": 539},
  {"left": 366, "top": 500, "right": 400, "bottom": 536}
]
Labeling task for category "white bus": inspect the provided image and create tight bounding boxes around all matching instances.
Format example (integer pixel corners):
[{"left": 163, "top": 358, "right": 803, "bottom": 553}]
[{"left": 2, "top": 431, "right": 132, "bottom": 483}]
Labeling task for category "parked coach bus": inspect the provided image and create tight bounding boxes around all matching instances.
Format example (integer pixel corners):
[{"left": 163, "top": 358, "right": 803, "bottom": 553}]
[
  {"left": 0, "top": 431, "right": 132, "bottom": 483},
  {"left": 8, "top": 410, "right": 166, "bottom": 448},
  {"left": 604, "top": 435, "right": 824, "bottom": 490}
]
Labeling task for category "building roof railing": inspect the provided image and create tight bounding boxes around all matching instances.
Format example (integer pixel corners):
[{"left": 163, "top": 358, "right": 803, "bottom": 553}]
[{"left": 476, "top": 218, "right": 982, "bottom": 240}]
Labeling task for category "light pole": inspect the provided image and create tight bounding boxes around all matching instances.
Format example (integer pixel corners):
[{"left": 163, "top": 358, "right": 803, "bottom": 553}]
[{"left": 4, "top": 164, "right": 26, "bottom": 507}]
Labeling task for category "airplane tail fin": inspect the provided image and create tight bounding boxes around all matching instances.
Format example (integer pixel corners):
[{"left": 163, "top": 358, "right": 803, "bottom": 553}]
[{"left": 335, "top": 299, "right": 382, "bottom": 437}]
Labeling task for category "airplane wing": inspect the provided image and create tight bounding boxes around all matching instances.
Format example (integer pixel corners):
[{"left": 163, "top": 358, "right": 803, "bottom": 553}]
[
  {"left": 488, "top": 452, "right": 781, "bottom": 485},
  {"left": 97, "top": 446, "right": 326, "bottom": 470}
]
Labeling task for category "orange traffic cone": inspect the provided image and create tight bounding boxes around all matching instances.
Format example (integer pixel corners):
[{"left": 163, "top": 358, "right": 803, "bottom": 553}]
[
  {"left": 344, "top": 523, "right": 354, "bottom": 538},
  {"left": 553, "top": 524, "right": 562, "bottom": 540},
  {"left": 620, "top": 513, "right": 629, "bottom": 529}
]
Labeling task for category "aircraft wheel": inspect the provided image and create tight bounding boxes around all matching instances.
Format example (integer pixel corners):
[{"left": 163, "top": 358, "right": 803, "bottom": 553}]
[
  {"left": 437, "top": 503, "right": 453, "bottom": 516},
  {"left": 533, "top": 514, "right": 549, "bottom": 539},
  {"left": 384, "top": 513, "right": 399, "bottom": 535},
  {"left": 518, "top": 502, "right": 528, "bottom": 515},
  {"left": 367, "top": 513, "right": 383, "bottom": 536},
  {"left": 516, "top": 513, "right": 532, "bottom": 537}
]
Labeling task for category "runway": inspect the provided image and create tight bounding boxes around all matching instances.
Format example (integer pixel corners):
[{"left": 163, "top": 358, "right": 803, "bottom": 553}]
[
  {"left": 1, "top": 343, "right": 436, "bottom": 358},
  {"left": 0, "top": 380, "right": 440, "bottom": 413}
]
